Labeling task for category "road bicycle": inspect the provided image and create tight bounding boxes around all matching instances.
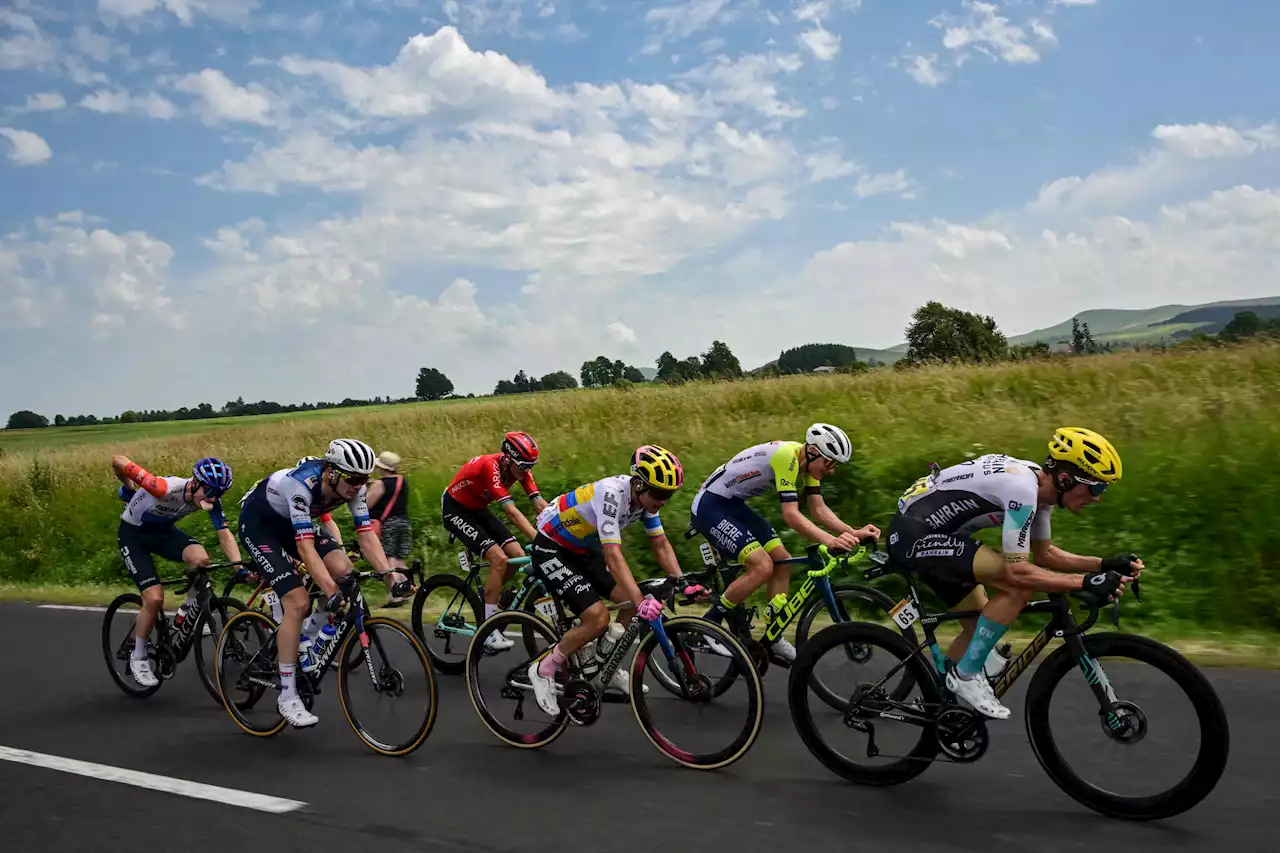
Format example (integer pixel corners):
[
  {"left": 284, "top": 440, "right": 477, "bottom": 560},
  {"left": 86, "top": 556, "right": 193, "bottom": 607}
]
[
  {"left": 214, "top": 568, "right": 438, "bottom": 756},
  {"left": 102, "top": 560, "right": 251, "bottom": 704},
  {"left": 787, "top": 548, "right": 1230, "bottom": 821},
  {"left": 466, "top": 573, "right": 765, "bottom": 770},
  {"left": 408, "top": 538, "right": 547, "bottom": 674}
]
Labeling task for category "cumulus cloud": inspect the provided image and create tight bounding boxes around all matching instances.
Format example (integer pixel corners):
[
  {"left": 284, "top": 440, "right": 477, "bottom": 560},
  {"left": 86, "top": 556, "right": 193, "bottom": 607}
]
[
  {"left": 80, "top": 89, "right": 177, "bottom": 119},
  {"left": 799, "top": 26, "right": 840, "bottom": 61},
  {"left": 0, "top": 126, "right": 52, "bottom": 164},
  {"left": 23, "top": 92, "right": 67, "bottom": 111},
  {"left": 0, "top": 9, "right": 57, "bottom": 70},
  {"left": 174, "top": 69, "right": 274, "bottom": 125},
  {"left": 97, "top": 0, "right": 261, "bottom": 26}
]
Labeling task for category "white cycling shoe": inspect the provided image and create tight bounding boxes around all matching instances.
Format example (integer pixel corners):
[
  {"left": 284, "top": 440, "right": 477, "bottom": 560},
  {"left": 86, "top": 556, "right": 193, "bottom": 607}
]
[
  {"left": 945, "top": 669, "right": 1011, "bottom": 720},
  {"left": 768, "top": 637, "right": 797, "bottom": 663},
  {"left": 527, "top": 662, "right": 560, "bottom": 716},
  {"left": 278, "top": 694, "right": 319, "bottom": 728},
  {"left": 605, "top": 668, "right": 648, "bottom": 697},
  {"left": 485, "top": 630, "right": 514, "bottom": 652},
  {"left": 129, "top": 659, "right": 159, "bottom": 688}
]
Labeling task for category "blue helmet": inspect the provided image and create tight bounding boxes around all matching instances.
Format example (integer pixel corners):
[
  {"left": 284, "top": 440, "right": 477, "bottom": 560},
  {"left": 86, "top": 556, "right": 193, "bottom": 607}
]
[{"left": 192, "top": 457, "right": 233, "bottom": 495}]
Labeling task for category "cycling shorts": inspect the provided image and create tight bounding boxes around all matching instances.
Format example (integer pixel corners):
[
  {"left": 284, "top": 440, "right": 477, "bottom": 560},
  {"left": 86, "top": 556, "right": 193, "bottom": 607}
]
[
  {"left": 238, "top": 498, "right": 342, "bottom": 598},
  {"left": 440, "top": 491, "right": 515, "bottom": 557},
  {"left": 118, "top": 521, "right": 200, "bottom": 592},
  {"left": 886, "top": 514, "right": 978, "bottom": 608},
  {"left": 689, "top": 490, "right": 783, "bottom": 562},
  {"left": 529, "top": 533, "right": 615, "bottom": 616}
]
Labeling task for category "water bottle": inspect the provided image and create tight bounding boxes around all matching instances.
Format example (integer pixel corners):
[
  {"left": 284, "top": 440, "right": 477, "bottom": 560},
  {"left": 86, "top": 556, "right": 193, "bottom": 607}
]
[
  {"left": 173, "top": 603, "right": 189, "bottom": 628},
  {"left": 763, "top": 592, "right": 788, "bottom": 623},
  {"left": 984, "top": 642, "right": 1013, "bottom": 680},
  {"left": 317, "top": 621, "right": 338, "bottom": 650},
  {"left": 595, "top": 623, "right": 626, "bottom": 664},
  {"left": 576, "top": 640, "right": 600, "bottom": 680}
]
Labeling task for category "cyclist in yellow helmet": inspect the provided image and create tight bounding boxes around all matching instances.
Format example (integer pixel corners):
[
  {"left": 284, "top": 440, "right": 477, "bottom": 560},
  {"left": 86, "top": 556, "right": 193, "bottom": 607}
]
[
  {"left": 524, "top": 445, "right": 699, "bottom": 715},
  {"left": 887, "top": 427, "right": 1141, "bottom": 720}
]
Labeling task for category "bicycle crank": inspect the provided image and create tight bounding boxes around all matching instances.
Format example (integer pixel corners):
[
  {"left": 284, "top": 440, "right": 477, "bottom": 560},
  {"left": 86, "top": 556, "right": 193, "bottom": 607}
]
[{"left": 934, "top": 707, "right": 989, "bottom": 762}]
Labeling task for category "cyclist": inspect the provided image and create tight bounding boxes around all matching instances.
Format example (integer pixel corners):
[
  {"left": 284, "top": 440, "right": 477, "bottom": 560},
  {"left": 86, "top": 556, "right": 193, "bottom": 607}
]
[
  {"left": 238, "top": 438, "right": 398, "bottom": 728},
  {"left": 441, "top": 432, "right": 548, "bottom": 651},
  {"left": 691, "top": 424, "right": 879, "bottom": 662},
  {"left": 888, "top": 427, "right": 1140, "bottom": 720},
  {"left": 113, "top": 455, "right": 240, "bottom": 688},
  {"left": 526, "top": 445, "right": 687, "bottom": 715}
]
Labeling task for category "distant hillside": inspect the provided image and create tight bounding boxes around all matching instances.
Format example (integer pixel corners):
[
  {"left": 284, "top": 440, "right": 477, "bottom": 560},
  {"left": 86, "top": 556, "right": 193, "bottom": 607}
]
[
  {"left": 750, "top": 346, "right": 904, "bottom": 373},
  {"left": 637, "top": 366, "right": 657, "bottom": 381},
  {"left": 1007, "top": 296, "right": 1280, "bottom": 347}
]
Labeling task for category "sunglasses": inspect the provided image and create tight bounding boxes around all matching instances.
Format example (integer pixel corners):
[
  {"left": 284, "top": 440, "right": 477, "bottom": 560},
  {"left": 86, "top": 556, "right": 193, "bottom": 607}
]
[
  {"left": 337, "top": 472, "right": 370, "bottom": 488},
  {"left": 195, "top": 482, "right": 224, "bottom": 500},
  {"left": 1075, "top": 477, "right": 1108, "bottom": 497},
  {"left": 643, "top": 487, "right": 676, "bottom": 502}
]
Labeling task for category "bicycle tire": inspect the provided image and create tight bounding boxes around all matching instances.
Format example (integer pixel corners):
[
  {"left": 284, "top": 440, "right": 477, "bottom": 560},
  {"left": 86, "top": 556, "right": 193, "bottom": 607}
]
[
  {"left": 630, "top": 616, "right": 766, "bottom": 770},
  {"left": 794, "top": 583, "right": 915, "bottom": 711},
  {"left": 517, "top": 577, "right": 553, "bottom": 657},
  {"left": 410, "top": 573, "right": 484, "bottom": 676},
  {"left": 337, "top": 617, "right": 438, "bottom": 756},
  {"left": 788, "top": 621, "right": 940, "bottom": 786},
  {"left": 1025, "top": 632, "right": 1230, "bottom": 821},
  {"left": 644, "top": 620, "right": 757, "bottom": 700},
  {"left": 466, "top": 610, "right": 569, "bottom": 750},
  {"left": 101, "top": 593, "right": 163, "bottom": 699},
  {"left": 193, "top": 596, "right": 248, "bottom": 705},
  {"left": 215, "top": 609, "right": 287, "bottom": 738}
]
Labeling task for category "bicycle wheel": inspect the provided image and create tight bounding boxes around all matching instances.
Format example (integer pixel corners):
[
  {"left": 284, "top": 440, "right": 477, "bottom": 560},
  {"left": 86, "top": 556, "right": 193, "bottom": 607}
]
[
  {"left": 192, "top": 596, "right": 248, "bottom": 704},
  {"left": 337, "top": 617, "right": 438, "bottom": 756},
  {"left": 215, "top": 609, "right": 287, "bottom": 738},
  {"left": 795, "top": 583, "right": 914, "bottom": 712},
  {"left": 643, "top": 619, "right": 758, "bottom": 700},
  {"left": 788, "top": 621, "right": 941, "bottom": 786},
  {"left": 517, "top": 577, "right": 552, "bottom": 657},
  {"left": 101, "top": 593, "right": 163, "bottom": 699},
  {"left": 1025, "top": 632, "right": 1230, "bottom": 821},
  {"left": 630, "top": 616, "right": 765, "bottom": 770},
  {"left": 411, "top": 574, "right": 483, "bottom": 676},
  {"left": 467, "top": 610, "right": 570, "bottom": 750}
]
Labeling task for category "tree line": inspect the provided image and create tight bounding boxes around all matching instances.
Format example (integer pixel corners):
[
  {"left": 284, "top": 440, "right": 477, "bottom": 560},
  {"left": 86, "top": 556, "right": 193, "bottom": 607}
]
[{"left": 11, "top": 303, "right": 1276, "bottom": 431}]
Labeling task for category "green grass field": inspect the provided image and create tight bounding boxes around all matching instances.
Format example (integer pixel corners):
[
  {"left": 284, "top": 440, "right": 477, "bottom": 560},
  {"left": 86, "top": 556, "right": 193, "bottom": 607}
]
[{"left": 4, "top": 341, "right": 1280, "bottom": 637}]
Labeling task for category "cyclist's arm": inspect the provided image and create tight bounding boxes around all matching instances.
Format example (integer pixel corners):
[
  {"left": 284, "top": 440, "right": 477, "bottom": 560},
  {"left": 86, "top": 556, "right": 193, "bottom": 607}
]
[
  {"left": 521, "top": 472, "right": 548, "bottom": 514},
  {"left": 1032, "top": 541, "right": 1102, "bottom": 572},
  {"left": 209, "top": 500, "right": 241, "bottom": 562},
  {"left": 1000, "top": 498, "right": 1085, "bottom": 591},
  {"left": 348, "top": 489, "right": 391, "bottom": 574},
  {"left": 501, "top": 501, "right": 539, "bottom": 541},
  {"left": 804, "top": 491, "right": 857, "bottom": 537},
  {"left": 779, "top": 501, "right": 839, "bottom": 548},
  {"left": 648, "top": 532, "right": 684, "bottom": 578},
  {"left": 111, "top": 455, "right": 167, "bottom": 498},
  {"left": 603, "top": 545, "right": 645, "bottom": 607},
  {"left": 321, "top": 514, "right": 343, "bottom": 545}
]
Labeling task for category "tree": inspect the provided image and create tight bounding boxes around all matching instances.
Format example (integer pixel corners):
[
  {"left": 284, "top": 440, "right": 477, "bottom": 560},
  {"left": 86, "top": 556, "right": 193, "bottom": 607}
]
[
  {"left": 778, "top": 343, "right": 861, "bottom": 374},
  {"left": 581, "top": 356, "right": 625, "bottom": 388},
  {"left": 120, "top": 410, "right": 139, "bottom": 424},
  {"left": 701, "top": 340, "right": 743, "bottom": 378},
  {"left": 656, "top": 351, "right": 680, "bottom": 382},
  {"left": 540, "top": 371, "right": 578, "bottom": 390},
  {"left": 1222, "top": 311, "right": 1269, "bottom": 340},
  {"left": 622, "top": 365, "right": 646, "bottom": 383},
  {"left": 903, "top": 301, "right": 1007, "bottom": 365},
  {"left": 54, "top": 414, "right": 66, "bottom": 427},
  {"left": 494, "top": 379, "right": 519, "bottom": 395},
  {"left": 416, "top": 367, "right": 454, "bottom": 401},
  {"left": 1009, "top": 341, "right": 1052, "bottom": 361},
  {"left": 6, "top": 410, "right": 48, "bottom": 430},
  {"left": 1070, "top": 318, "right": 1098, "bottom": 354}
]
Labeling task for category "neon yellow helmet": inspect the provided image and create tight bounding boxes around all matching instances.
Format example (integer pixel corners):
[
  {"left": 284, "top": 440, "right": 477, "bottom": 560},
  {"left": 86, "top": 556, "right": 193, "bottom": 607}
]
[
  {"left": 1048, "top": 427, "right": 1122, "bottom": 483},
  {"left": 630, "top": 445, "right": 684, "bottom": 491}
]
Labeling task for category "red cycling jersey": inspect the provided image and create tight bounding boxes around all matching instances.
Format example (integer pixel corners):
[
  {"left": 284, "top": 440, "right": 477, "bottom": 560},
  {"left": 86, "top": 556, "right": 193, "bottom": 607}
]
[{"left": 445, "top": 453, "right": 541, "bottom": 511}]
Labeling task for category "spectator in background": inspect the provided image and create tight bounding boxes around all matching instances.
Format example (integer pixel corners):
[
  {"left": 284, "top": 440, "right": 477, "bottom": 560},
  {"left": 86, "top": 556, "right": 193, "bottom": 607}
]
[{"left": 366, "top": 451, "right": 413, "bottom": 607}]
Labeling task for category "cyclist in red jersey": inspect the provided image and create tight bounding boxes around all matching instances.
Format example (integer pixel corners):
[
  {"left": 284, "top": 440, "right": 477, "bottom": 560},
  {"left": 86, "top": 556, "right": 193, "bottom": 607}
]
[{"left": 441, "top": 432, "right": 548, "bottom": 651}]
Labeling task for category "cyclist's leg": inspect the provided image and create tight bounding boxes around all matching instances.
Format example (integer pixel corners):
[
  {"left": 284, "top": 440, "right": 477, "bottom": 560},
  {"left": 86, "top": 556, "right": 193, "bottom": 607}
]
[
  {"left": 118, "top": 523, "right": 164, "bottom": 685},
  {"left": 695, "top": 493, "right": 773, "bottom": 618},
  {"left": 526, "top": 537, "right": 608, "bottom": 714},
  {"left": 478, "top": 508, "right": 520, "bottom": 615}
]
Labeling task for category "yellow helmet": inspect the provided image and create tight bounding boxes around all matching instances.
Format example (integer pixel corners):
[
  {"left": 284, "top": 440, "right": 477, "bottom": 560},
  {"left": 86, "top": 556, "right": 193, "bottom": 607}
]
[
  {"left": 630, "top": 445, "right": 684, "bottom": 491},
  {"left": 1048, "top": 427, "right": 1123, "bottom": 483}
]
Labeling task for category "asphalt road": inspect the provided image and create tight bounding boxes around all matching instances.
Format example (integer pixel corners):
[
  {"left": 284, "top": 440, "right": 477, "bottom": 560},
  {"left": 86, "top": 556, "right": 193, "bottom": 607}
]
[{"left": 0, "top": 601, "right": 1274, "bottom": 853}]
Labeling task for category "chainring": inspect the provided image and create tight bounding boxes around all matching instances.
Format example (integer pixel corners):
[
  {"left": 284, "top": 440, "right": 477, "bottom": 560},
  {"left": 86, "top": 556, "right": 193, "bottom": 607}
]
[
  {"left": 934, "top": 706, "right": 989, "bottom": 762},
  {"left": 154, "top": 646, "right": 177, "bottom": 679},
  {"left": 563, "top": 679, "right": 601, "bottom": 726}
]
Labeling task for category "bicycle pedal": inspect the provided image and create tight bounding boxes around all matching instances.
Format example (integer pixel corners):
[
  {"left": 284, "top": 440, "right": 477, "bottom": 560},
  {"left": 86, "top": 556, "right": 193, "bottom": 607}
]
[{"left": 767, "top": 652, "right": 794, "bottom": 669}]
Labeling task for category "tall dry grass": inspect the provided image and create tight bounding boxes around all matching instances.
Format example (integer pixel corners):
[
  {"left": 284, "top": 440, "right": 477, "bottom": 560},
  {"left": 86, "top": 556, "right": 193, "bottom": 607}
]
[{"left": 4, "top": 341, "right": 1279, "bottom": 629}]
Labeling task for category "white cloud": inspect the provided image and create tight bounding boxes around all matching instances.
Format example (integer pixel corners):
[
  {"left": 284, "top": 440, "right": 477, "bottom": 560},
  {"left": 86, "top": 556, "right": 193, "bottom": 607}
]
[
  {"left": 606, "top": 321, "right": 638, "bottom": 345},
  {"left": 903, "top": 53, "right": 946, "bottom": 86},
  {"left": 1052, "top": 0, "right": 1097, "bottom": 5},
  {"left": 0, "top": 127, "right": 52, "bottom": 165},
  {"left": 1031, "top": 121, "right": 1280, "bottom": 213},
  {"left": 799, "top": 26, "right": 840, "bottom": 61},
  {"left": 676, "top": 51, "right": 806, "bottom": 118},
  {"left": 0, "top": 10, "right": 57, "bottom": 70},
  {"left": 933, "top": 1, "right": 1043, "bottom": 64},
  {"left": 80, "top": 89, "right": 178, "bottom": 119},
  {"left": 855, "top": 169, "right": 916, "bottom": 199},
  {"left": 806, "top": 147, "right": 857, "bottom": 183},
  {"left": 174, "top": 69, "right": 274, "bottom": 125},
  {"left": 645, "top": 0, "right": 731, "bottom": 44},
  {"left": 23, "top": 92, "right": 67, "bottom": 112},
  {"left": 97, "top": 0, "right": 261, "bottom": 26}
]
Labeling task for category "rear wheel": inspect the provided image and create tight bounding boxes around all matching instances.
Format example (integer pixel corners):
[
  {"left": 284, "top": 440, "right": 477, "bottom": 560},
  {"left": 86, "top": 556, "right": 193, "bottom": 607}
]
[
  {"left": 101, "top": 593, "right": 163, "bottom": 699},
  {"left": 467, "top": 610, "right": 569, "bottom": 750},
  {"left": 193, "top": 596, "right": 247, "bottom": 704},
  {"left": 411, "top": 574, "right": 483, "bottom": 676}
]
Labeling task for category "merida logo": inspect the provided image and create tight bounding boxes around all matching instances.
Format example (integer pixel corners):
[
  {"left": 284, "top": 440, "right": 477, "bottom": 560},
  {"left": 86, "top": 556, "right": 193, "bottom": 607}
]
[{"left": 924, "top": 498, "right": 981, "bottom": 530}]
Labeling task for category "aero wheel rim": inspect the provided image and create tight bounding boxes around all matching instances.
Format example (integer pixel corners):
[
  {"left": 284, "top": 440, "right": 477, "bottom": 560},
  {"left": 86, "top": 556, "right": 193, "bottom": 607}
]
[
  {"left": 467, "top": 611, "right": 568, "bottom": 748},
  {"left": 338, "top": 619, "right": 438, "bottom": 756}
]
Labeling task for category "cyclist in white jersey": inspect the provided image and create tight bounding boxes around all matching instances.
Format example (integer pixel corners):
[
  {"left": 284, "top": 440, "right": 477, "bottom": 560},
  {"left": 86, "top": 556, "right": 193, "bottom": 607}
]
[
  {"left": 237, "top": 438, "right": 398, "bottom": 728},
  {"left": 690, "top": 424, "right": 879, "bottom": 662},
  {"left": 887, "top": 427, "right": 1141, "bottom": 719},
  {"left": 113, "top": 455, "right": 241, "bottom": 688}
]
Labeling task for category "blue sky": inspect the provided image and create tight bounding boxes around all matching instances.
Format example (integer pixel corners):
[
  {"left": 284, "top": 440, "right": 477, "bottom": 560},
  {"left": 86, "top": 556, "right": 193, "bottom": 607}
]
[{"left": 2, "top": 0, "right": 1278, "bottom": 418}]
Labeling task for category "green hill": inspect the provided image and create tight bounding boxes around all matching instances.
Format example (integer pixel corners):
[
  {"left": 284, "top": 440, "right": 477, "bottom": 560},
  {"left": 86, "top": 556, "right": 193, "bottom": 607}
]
[{"left": 1007, "top": 296, "right": 1280, "bottom": 347}]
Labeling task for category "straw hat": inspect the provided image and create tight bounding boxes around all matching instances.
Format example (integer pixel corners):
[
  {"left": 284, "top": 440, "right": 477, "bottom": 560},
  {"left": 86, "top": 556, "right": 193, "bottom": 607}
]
[{"left": 375, "top": 451, "right": 401, "bottom": 472}]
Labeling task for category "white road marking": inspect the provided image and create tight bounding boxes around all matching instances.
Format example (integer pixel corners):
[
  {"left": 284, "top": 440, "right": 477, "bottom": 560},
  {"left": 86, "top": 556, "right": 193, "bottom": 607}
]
[
  {"left": 37, "top": 604, "right": 110, "bottom": 612},
  {"left": 0, "top": 745, "right": 307, "bottom": 814}
]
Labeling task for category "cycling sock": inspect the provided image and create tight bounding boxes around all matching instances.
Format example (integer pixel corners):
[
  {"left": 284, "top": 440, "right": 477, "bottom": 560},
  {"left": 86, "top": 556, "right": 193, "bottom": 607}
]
[
  {"left": 537, "top": 645, "right": 567, "bottom": 679},
  {"left": 957, "top": 615, "right": 1008, "bottom": 679},
  {"left": 485, "top": 603, "right": 498, "bottom": 620},
  {"left": 132, "top": 637, "right": 148, "bottom": 661},
  {"left": 704, "top": 594, "right": 739, "bottom": 624},
  {"left": 279, "top": 663, "right": 297, "bottom": 699}
]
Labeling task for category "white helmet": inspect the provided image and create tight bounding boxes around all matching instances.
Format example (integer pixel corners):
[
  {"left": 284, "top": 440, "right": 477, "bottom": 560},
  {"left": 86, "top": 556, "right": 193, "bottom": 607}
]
[
  {"left": 325, "top": 438, "right": 376, "bottom": 475},
  {"left": 806, "top": 423, "right": 852, "bottom": 464}
]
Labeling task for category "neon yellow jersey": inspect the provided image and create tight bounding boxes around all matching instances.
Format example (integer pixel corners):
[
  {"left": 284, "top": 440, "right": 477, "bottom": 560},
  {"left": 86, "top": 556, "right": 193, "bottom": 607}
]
[{"left": 697, "top": 441, "right": 820, "bottom": 504}]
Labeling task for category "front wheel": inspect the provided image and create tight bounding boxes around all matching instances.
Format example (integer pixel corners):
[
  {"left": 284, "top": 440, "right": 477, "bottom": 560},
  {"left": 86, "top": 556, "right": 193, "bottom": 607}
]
[
  {"left": 1025, "top": 632, "right": 1230, "bottom": 821},
  {"left": 337, "top": 617, "right": 438, "bottom": 756},
  {"left": 215, "top": 609, "right": 286, "bottom": 738},
  {"left": 411, "top": 574, "right": 483, "bottom": 676}
]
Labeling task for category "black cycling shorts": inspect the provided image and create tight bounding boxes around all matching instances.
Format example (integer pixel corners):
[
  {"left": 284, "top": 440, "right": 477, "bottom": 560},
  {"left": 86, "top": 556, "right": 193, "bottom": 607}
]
[
  {"left": 238, "top": 500, "right": 343, "bottom": 598},
  {"left": 440, "top": 491, "right": 515, "bottom": 557},
  {"left": 529, "top": 533, "right": 615, "bottom": 616},
  {"left": 118, "top": 521, "right": 200, "bottom": 592},
  {"left": 887, "top": 514, "right": 979, "bottom": 608}
]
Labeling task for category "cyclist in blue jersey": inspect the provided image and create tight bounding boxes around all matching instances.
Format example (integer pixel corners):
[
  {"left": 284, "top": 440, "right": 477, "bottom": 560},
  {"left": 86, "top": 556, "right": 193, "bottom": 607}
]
[
  {"left": 113, "top": 454, "right": 240, "bottom": 688},
  {"left": 237, "top": 438, "right": 399, "bottom": 728}
]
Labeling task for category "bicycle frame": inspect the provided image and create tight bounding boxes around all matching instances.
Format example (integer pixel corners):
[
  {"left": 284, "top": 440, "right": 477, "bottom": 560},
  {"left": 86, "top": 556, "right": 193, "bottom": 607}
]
[{"left": 427, "top": 550, "right": 537, "bottom": 639}]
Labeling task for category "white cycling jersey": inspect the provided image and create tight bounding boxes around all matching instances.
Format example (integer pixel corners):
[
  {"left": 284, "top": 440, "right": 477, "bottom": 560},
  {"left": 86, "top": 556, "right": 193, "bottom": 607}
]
[
  {"left": 536, "top": 474, "right": 665, "bottom": 552},
  {"left": 896, "top": 454, "right": 1052, "bottom": 556},
  {"left": 120, "top": 476, "right": 227, "bottom": 531}
]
